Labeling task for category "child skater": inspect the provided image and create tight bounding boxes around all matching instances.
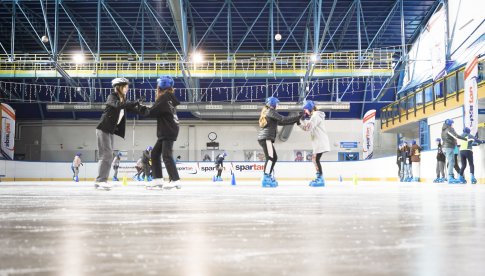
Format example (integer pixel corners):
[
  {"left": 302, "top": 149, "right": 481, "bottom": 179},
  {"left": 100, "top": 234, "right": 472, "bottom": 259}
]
[
  {"left": 257, "top": 96, "right": 300, "bottom": 187},
  {"left": 139, "top": 76, "right": 181, "bottom": 190},
  {"left": 95, "top": 78, "right": 141, "bottom": 190},
  {"left": 298, "top": 100, "right": 330, "bottom": 187},
  {"left": 214, "top": 152, "right": 227, "bottom": 181},
  {"left": 72, "top": 152, "right": 83, "bottom": 182},
  {"left": 458, "top": 127, "right": 484, "bottom": 184},
  {"left": 433, "top": 138, "right": 446, "bottom": 183},
  {"left": 141, "top": 146, "right": 153, "bottom": 181},
  {"left": 111, "top": 152, "right": 121, "bottom": 181}
]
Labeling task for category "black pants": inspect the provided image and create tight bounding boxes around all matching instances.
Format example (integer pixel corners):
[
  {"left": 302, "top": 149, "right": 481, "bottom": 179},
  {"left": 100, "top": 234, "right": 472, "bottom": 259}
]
[
  {"left": 314, "top": 153, "right": 323, "bottom": 174},
  {"left": 459, "top": 150, "right": 474, "bottom": 175},
  {"left": 216, "top": 164, "right": 223, "bottom": 177},
  {"left": 258, "top": 139, "right": 277, "bottom": 175},
  {"left": 151, "top": 139, "right": 180, "bottom": 181},
  {"left": 142, "top": 162, "right": 151, "bottom": 179},
  {"left": 454, "top": 154, "right": 460, "bottom": 174}
]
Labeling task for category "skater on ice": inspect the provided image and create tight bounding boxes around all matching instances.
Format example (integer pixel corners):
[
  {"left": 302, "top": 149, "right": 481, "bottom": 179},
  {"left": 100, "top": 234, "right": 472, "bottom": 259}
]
[
  {"left": 257, "top": 96, "right": 300, "bottom": 187},
  {"left": 94, "top": 77, "right": 143, "bottom": 190},
  {"left": 298, "top": 100, "right": 330, "bottom": 187},
  {"left": 433, "top": 138, "right": 446, "bottom": 183},
  {"left": 72, "top": 152, "right": 83, "bottom": 182},
  {"left": 457, "top": 127, "right": 484, "bottom": 184},
  {"left": 214, "top": 152, "right": 227, "bottom": 182},
  {"left": 112, "top": 152, "right": 121, "bottom": 181},
  {"left": 139, "top": 76, "right": 181, "bottom": 190},
  {"left": 440, "top": 119, "right": 468, "bottom": 184}
]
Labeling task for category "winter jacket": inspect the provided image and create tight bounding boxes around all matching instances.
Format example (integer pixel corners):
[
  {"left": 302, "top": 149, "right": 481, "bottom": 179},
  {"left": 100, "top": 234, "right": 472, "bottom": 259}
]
[
  {"left": 72, "top": 156, "right": 82, "bottom": 168},
  {"left": 141, "top": 92, "right": 180, "bottom": 141},
  {"left": 410, "top": 144, "right": 422, "bottom": 162},
  {"left": 141, "top": 150, "right": 151, "bottom": 164},
  {"left": 459, "top": 133, "right": 484, "bottom": 151},
  {"left": 257, "top": 107, "right": 300, "bottom": 141},
  {"left": 214, "top": 154, "right": 225, "bottom": 166},
  {"left": 298, "top": 111, "right": 331, "bottom": 154},
  {"left": 436, "top": 143, "right": 446, "bottom": 161},
  {"left": 97, "top": 92, "right": 140, "bottom": 138},
  {"left": 441, "top": 123, "right": 467, "bottom": 149},
  {"left": 400, "top": 145, "right": 410, "bottom": 164}
]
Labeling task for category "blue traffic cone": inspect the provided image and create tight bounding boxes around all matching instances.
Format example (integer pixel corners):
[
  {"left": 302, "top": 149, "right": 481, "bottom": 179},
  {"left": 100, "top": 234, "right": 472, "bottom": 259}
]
[
  {"left": 212, "top": 175, "right": 216, "bottom": 182},
  {"left": 231, "top": 172, "right": 236, "bottom": 186}
]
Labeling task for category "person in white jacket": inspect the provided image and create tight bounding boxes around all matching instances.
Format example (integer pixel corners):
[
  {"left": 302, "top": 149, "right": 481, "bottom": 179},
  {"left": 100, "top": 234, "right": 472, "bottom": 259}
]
[
  {"left": 72, "top": 153, "right": 83, "bottom": 182},
  {"left": 298, "top": 100, "right": 330, "bottom": 187}
]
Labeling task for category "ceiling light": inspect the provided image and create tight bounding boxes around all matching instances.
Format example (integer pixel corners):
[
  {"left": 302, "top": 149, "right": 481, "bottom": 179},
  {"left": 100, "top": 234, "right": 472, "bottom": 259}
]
[
  {"left": 192, "top": 52, "right": 204, "bottom": 63},
  {"left": 275, "top": 33, "right": 282, "bottom": 41},
  {"left": 310, "top": 53, "right": 319, "bottom": 62},
  {"left": 72, "top": 53, "right": 85, "bottom": 64}
]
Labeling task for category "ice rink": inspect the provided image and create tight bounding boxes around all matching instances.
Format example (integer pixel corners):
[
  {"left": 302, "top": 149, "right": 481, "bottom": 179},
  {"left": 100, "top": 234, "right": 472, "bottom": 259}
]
[{"left": 1, "top": 181, "right": 484, "bottom": 275}]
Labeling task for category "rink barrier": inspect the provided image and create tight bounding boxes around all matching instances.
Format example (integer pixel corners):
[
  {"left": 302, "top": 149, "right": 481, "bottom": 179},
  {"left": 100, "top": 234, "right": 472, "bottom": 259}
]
[{"left": 0, "top": 147, "right": 483, "bottom": 184}]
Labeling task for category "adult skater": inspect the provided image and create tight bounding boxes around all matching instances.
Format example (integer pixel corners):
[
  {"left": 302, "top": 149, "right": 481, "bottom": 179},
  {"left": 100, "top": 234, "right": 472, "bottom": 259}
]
[
  {"left": 441, "top": 119, "right": 468, "bottom": 184},
  {"left": 257, "top": 96, "right": 300, "bottom": 187},
  {"left": 433, "top": 138, "right": 446, "bottom": 183},
  {"left": 410, "top": 140, "right": 422, "bottom": 182},
  {"left": 396, "top": 144, "right": 403, "bottom": 179},
  {"left": 95, "top": 77, "right": 141, "bottom": 190},
  {"left": 141, "top": 146, "right": 153, "bottom": 181},
  {"left": 112, "top": 152, "right": 121, "bottom": 181},
  {"left": 458, "top": 127, "right": 484, "bottom": 184},
  {"left": 72, "top": 153, "right": 83, "bottom": 182},
  {"left": 214, "top": 152, "right": 227, "bottom": 181},
  {"left": 298, "top": 100, "right": 330, "bottom": 187},
  {"left": 399, "top": 141, "right": 412, "bottom": 182},
  {"left": 139, "top": 76, "right": 181, "bottom": 189}
]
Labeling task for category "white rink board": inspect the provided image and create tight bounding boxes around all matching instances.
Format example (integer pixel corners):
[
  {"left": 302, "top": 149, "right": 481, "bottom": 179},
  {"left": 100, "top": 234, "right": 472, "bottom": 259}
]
[{"left": 1, "top": 147, "right": 483, "bottom": 182}]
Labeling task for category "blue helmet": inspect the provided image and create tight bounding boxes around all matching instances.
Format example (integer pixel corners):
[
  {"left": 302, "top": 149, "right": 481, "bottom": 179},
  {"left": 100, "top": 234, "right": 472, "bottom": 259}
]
[
  {"left": 265, "top": 96, "right": 280, "bottom": 107},
  {"left": 117, "top": 152, "right": 122, "bottom": 156},
  {"left": 445, "top": 119, "right": 454, "bottom": 126},
  {"left": 76, "top": 152, "right": 82, "bottom": 156},
  {"left": 223, "top": 152, "right": 228, "bottom": 157},
  {"left": 157, "top": 76, "right": 174, "bottom": 89},
  {"left": 146, "top": 146, "right": 153, "bottom": 151},
  {"left": 412, "top": 140, "right": 416, "bottom": 145},
  {"left": 435, "top": 138, "right": 441, "bottom": 142},
  {"left": 463, "top": 127, "right": 471, "bottom": 134},
  {"left": 303, "top": 100, "right": 315, "bottom": 111}
]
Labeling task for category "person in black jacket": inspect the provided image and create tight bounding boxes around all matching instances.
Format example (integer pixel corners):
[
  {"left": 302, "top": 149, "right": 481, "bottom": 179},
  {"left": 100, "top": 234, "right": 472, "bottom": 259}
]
[
  {"left": 258, "top": 96, "right": 300, "bottom": 187},
  {"left": 95, "top": 77, "right": 141, "bottom": 190},
  {"left": 433, "top": 138, "right": 446, "bottom": 183},
  {"left": 140, "top": 76, "right": 181, "bottom": 189}
]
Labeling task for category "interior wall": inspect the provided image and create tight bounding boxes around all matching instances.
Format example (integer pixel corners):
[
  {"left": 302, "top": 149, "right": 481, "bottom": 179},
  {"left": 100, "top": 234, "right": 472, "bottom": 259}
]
[{"left": 15, "top": 119, "right": 396, "bottom": 162}]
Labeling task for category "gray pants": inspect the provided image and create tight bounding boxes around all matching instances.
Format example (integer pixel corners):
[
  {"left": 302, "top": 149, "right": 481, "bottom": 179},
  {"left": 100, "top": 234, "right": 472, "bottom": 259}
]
[
  {"left": 436, "top": 161, "right": 445, "bottom": 178},
  {"left": 443, "top": 148, "right": 454, "bottom": 178},
  {"left": 96, "top": 129, "right": 114, "bottom": 182}
]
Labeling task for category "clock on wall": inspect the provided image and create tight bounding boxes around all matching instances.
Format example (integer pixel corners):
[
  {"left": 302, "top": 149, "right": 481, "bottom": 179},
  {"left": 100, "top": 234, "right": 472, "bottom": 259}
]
[{"left": 208, "top": 132, "right": 217, "bottom": 141}]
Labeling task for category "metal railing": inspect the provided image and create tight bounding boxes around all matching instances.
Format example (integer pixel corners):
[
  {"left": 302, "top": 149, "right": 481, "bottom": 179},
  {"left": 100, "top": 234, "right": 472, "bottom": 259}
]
[
  {"left": 380, "top": 59, "right": 484, "bottom": 129},
  {"left": 0, "top": 47, "right": 398, "bottom": 78}
]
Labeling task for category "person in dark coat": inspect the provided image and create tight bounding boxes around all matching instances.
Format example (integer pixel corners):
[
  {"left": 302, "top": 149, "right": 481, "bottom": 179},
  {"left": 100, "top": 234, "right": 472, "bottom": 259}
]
[
  {"left": 257, "top": 96, "right": 300, "bottom": 187},
  {"left": 139, "top": 76, "right": 181, "bottom": 189}
]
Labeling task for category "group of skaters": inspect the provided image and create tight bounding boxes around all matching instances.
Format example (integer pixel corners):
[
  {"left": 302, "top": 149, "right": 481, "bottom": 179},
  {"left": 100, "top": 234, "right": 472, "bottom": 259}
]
[
  {"left": 68, "top": 75, "right": 329, "bottom": 190},
  {"left": 396, "top": 118, "right": 483, "bottom": 184}
]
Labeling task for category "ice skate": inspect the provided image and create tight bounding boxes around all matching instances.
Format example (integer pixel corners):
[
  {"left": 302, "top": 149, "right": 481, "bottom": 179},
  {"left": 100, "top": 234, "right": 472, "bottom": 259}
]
[
  {"left": 163, "top": 180, "right": 181, "bottom": 190},
  {"left": 433, "top": 177, "right": 441, "bottom": 183},
  {"left": 74, "top": 176, "right": 79, "bottom": 182},
  {"left": 447, "top": 176, "right": 461, "bottom": 184},
  {"left": 309, "top": 173, "right": 324, "bottom": 187},
  {"left": 470, "top": 174, "right": 477, "bottom": 184},
  {"left": 270, "top": 174, "right": 278, "bottom": 187},
  {"left": 146, "top": 178, "right": 164, "bottom": 190},
  {"left": 458, "top": 175, "right": 467, "bottom": 184},
  {"left": 262, "top": 174, "right": 276, "bottom": 188},
  {"left": 94, "top": 181, "right": 112, "bottom": 191},
  {"left": 112, "top": 176, "right": 119, "bottom": 182}
]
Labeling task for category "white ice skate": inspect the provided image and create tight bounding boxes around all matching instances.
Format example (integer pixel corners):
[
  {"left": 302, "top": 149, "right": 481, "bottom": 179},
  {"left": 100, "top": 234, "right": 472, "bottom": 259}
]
[
  {"left": 94, "top": 181, "right": 112, "bottom": 191},
  {"left": 163, "top": 180, "right": 181, "bottom": 190},
  {"left": 146, "top": 178, "right": 164, "bottom": 190}
]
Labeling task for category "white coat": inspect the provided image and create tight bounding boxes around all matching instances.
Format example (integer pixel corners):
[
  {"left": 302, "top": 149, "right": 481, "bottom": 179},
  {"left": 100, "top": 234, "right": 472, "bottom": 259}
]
[{"left": 299, "top": 111, "right": 330, "bottom": 154}]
